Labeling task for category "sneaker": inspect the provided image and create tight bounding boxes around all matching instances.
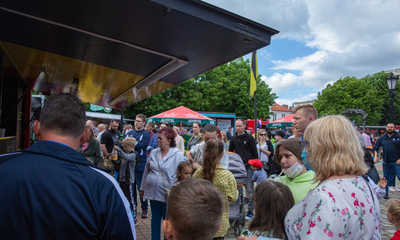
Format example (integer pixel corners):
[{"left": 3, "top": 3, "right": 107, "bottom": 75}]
[
  {"left": 245, "top": 212, "right": 254, "bottom": 220},
  {"left": 384, "top": 194, "right": 389, "bottom": 199},
  {"left": 134, "top": 217, "right": 139, "bottom": 225},
  {"left": 141, "top": 209, "right": 148, "bottom": 219},
  {"left": 244, "top": 197, "right": 249, "bottom": 205},
  {"left": 389, "top": 187, "right": 396, "bottom": 192}
]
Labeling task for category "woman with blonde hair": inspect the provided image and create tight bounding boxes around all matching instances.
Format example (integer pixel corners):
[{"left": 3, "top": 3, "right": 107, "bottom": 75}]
[
  {"left": 220, "top": 130, "right": 229, "bottom": 151},
  {"left": 173, "top": 126, "right": 185, "bottom": 154},
  {"left": 256, "top": 129, "right": 273, "bottom": 164},
  {"left": 285, "top": 115, "right": 381, "bottom": 239}
]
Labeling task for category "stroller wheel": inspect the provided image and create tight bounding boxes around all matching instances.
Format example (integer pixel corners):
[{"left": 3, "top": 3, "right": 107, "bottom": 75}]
[{"left": 234, "top": 223, "right": 242, "bottom": 237}]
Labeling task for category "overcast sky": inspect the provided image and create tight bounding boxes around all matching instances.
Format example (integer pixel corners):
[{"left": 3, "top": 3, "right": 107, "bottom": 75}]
[{"left": 203, "top": 0, "right": 400, "bottom": 106}]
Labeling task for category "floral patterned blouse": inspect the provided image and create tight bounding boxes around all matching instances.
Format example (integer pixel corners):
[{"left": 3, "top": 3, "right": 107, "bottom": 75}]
[{"left": 285, "top": 177, "right": 381, "bottom": 240}]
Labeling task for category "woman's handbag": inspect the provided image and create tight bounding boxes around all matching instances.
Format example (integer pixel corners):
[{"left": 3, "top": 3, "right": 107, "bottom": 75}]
[
  {"left": 262, "top": 162, "right": 270, "bottom": 171},
  {"left": 366, "top": 165, "right": 380, "bottom": 184},
  {"left": 157, "top": 149, "right": 170, "bottom": 201}
]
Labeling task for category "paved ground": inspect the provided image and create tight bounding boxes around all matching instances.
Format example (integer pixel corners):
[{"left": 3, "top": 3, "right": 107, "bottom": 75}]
[{"left": 135, "top": 162, "right": 398, "bottom": 240}]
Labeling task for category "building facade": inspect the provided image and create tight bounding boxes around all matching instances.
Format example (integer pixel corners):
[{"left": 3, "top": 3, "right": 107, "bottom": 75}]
[{"left": 270, "top": 103, "right": 292, "bottom": 121}]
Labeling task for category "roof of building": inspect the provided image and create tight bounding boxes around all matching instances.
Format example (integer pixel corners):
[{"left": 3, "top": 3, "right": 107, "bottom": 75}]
[{"left": 271, "top": 103, "right": 292, "bottom": 112}]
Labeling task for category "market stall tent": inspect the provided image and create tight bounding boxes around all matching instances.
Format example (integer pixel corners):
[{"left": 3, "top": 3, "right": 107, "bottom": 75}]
[
  {"left": 147, "top": 106, "right": 216, "bottom": 125},
  {"left": 267, "top": 114, "right": 294, "bottom": 127}
]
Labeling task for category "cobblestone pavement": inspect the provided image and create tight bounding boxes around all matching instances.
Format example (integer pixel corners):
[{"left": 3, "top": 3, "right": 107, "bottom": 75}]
[{"left": 136, "top": 162, "right": 398, "bottom": 240}]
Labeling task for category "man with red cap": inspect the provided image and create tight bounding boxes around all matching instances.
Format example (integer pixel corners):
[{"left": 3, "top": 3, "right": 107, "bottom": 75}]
[{"left": 249, "top": 159, "right": 267, "bottom": 185}]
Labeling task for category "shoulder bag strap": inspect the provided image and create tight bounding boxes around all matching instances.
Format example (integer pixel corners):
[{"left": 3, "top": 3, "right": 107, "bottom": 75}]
[
  {"left": 362, "top": 175, "right": 375, "bottom": 206},
  {"left": 385, "top": 138, "right": 400, "bottom": 154},
  {"left": 157, "top": 149, "right": 168, "bottom": 189}
]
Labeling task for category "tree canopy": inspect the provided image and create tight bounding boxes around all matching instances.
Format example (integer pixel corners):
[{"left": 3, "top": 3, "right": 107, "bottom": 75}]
[
  {"left": 123, "top": 57, "right": 277, "bottom": 120},
  {"left": 314, "top": 71, "right": 400, "bottom": 126}
]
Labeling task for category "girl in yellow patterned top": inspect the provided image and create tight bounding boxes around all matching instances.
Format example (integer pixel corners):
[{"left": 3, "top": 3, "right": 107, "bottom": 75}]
[{"left": 193, "top": 139, "right": 238, "bottom": 239}]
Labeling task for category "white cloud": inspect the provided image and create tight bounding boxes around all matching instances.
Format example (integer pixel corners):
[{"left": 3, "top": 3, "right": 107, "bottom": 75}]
[
  {"left": 203, "top": 0, "right": 400, "bottom": 101},
  {"left": 275, "top": 92, "right": 319, "bottom": 106},
  {"left": 258, "top": 49, "right": 272, "bottom": 60},
  {"left": 202, "top": 0, "right": 312, "bottom": 40}
]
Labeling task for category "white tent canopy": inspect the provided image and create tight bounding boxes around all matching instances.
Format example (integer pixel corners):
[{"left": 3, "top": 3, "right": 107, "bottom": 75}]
[{"left": 86, "top": 112, "right": 134, "bottom": 122}]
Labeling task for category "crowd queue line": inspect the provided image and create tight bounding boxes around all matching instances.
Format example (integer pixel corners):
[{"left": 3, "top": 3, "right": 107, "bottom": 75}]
[{"left": 2, "top": 94, "right": 400, "bottom": 240}]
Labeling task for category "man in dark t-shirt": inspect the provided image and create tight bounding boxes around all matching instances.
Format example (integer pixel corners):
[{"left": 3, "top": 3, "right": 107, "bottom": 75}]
[{"left": 101, "top": 120, "right": 120, "bottom": 155}]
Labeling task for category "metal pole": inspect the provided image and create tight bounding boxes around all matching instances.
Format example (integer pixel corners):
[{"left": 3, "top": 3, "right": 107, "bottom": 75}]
[
  {"left": 254, "top": 90, "right": 257, "bottom": 138},
  {"left": 120, "top": 108, "right": 124, "bottom": 133},
  {"left": 391, "top": 92, "right": 395, "bottom": 123}
]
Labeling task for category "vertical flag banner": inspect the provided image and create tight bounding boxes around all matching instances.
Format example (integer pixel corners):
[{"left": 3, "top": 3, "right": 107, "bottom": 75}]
[{"left": 250, "top": 51, "right": 258, "bottom": 97}]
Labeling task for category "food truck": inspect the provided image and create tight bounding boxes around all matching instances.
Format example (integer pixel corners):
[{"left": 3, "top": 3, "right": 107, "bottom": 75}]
[{"left": 0, "top": 0, "right": 278, "bottom": 153}]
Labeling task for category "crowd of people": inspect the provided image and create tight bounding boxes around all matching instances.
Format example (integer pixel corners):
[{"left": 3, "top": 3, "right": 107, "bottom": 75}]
[{"left": 2, "top": 93, "right": 400, "bottom": 240}]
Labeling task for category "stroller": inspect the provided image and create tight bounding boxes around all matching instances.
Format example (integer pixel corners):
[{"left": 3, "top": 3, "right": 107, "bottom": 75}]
[{"left": 227, "top": 153, "right": 247, "bottom": 236}]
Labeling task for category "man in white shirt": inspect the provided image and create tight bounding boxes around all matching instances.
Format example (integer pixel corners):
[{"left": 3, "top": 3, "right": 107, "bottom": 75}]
[{"left": 96, "top": 124, "right": 106, "bottom": 157}]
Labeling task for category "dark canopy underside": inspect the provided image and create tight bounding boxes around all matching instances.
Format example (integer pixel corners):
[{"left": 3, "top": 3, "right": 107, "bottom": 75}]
[{"left": 0, "top": 0, "right": 278, "bottom": 109}]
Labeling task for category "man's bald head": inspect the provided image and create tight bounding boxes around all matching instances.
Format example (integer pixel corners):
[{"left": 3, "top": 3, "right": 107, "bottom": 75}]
[{"left": 86, "top": 120, "right": 95, "bottom": 129}]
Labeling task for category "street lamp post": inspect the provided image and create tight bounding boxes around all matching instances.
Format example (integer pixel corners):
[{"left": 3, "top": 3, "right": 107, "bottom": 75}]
[{"left": 386, "top": 72, "right": 399, "bottom": 123}]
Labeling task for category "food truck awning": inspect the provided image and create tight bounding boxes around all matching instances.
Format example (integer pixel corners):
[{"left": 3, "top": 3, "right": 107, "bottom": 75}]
[{"left": 0, "top": 0, "right": 278, "bottom": 110}]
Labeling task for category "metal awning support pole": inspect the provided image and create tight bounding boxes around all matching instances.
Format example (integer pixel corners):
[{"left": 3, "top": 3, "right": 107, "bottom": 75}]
[{"left": 120, "top": 108, "right": 124, "bottom": 133}]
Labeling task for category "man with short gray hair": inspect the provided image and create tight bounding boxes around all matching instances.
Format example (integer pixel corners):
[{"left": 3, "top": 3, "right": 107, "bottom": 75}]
[{"left": 97, "top": 124, "right": 106, "bottom": 141}]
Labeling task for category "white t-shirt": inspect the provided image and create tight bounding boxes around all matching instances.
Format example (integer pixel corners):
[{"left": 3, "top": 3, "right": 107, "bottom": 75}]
[{"left": 257, "top": 142, "right": 269, "bottom": 163}]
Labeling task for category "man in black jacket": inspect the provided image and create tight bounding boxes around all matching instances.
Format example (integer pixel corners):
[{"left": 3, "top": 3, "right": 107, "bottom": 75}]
[
  {"left": 373, "top": 123, "right": 400, "bottom": 199},
  {"left": 229, "top": 118, "right": 258, "bottom": 220}
]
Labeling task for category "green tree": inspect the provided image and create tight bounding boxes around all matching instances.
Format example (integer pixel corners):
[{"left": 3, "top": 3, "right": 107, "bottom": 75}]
[
  {"left": 363, "top": 71, "right": 400, "bottom": 125},
  {"left": 314, "top": 76, "right": 384, "bottom": 125},
  {"left": 124, "top": 57, "right": 276, "bottom": 120}
]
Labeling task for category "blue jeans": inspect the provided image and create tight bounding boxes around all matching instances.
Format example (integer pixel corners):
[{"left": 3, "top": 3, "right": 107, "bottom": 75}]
[
  {"left": 133, "top": 170, "right": 148, "bottom": 213},
  {"left": 150, "top": 200, "right": 167, "bottom": 240},
  {"left": 383, "top": 161, "right": 400, "bottom": 194},
  {"left": 245, "top": 166, "right": 254, "bottom": 213},
  {"left": 114, "top": 171, "right": 119, "bottom": 182}
]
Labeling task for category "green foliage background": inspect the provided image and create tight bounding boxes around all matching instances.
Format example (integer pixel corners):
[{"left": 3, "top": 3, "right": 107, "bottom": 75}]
[
  {"left": 122, "top": 57, "right": 277, "bottom": 120},
  {"left": 314, "top": 71, "right": 400, "bottom": 126}
]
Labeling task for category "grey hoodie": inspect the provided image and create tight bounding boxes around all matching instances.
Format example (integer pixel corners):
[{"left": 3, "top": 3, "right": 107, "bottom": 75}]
[
  {"left": 116, "top": 148, "right": 137, "bottom": 183},
  {"left": 140, "top": 147, "right": 184, "bottom": 203}
]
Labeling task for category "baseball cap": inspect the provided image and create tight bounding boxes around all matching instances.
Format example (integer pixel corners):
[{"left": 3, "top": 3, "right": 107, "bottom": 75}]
[
  {"left": 276, "top": 130, "right": 285, "bottom": 138},
  {"left": 248, "top": 159, "right": 263, "bottom": 169}
]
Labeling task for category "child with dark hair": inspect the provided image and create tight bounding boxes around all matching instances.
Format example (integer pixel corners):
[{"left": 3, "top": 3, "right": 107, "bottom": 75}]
[
  {"left": 238, "top": 181, "right": 295, "bottom": 240},
  {"left": 193, "top": 139, "right": 238, "bottom": 239},
  {"left": 163, "top": 178, "right": 225, "bottom": 240},
  {"left": 173, "top": 161, "right": 192, "bottom": 187}
]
